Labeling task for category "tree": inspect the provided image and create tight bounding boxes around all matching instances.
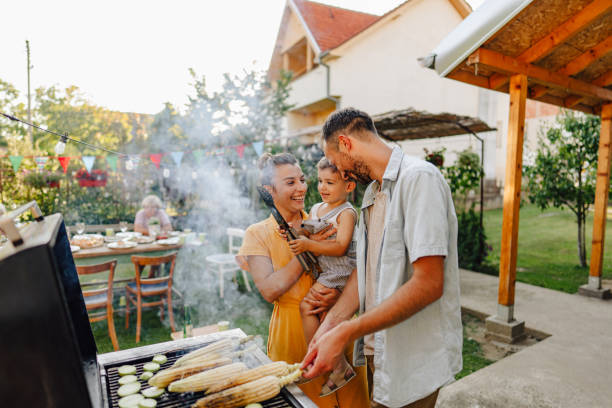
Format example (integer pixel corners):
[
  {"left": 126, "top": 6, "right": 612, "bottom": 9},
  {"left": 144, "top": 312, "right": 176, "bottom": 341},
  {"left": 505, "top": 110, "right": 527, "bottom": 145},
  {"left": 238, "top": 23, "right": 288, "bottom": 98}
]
[
  {"left": 524, "top": 110, "right": 603, "bottom": 267},
  {"left": 35, "top": 85, "right": 133, "bottom": 155}
]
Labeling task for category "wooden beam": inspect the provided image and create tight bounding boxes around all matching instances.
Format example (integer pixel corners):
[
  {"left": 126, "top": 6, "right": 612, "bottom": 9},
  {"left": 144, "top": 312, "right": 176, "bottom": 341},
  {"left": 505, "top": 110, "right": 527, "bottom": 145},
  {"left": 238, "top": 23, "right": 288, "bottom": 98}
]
[
  {"left": 533, "top": 36, "right": 612, "bottom": 102},
  {"left": 564, "top": 95, "right": 585, "bottom": 108},
  {"left": 589, "top": 103, "right": 612, "bottom": 279},
  {"left": 559, "top": 36, "right": 612, "bottom": 76},
  {"left": 283, "top": 53, "right": 289, "bottom": 72},
  {"left": 448, "top": 70, "right": 492, "bottom": 89},
  {"left": 468, "top": 48, "right": 612, "bottom": 102},
  {"left": 488, "top": 1, "right": 612, "bottom": 90},
  {"left": 529, "top": 85, "right": 549, "bottom": 98},
  {"left": 518, "top": 0, "right": 612, "bottom": 64},
  {"left": 489, "top": 73, "right": 509, "bottom": 90},
  {"left": 593, "top": 69, "right": 612, "bottom": 87},
  {"left": 498, "top": 74, "right": 528, "bottom": 308}
]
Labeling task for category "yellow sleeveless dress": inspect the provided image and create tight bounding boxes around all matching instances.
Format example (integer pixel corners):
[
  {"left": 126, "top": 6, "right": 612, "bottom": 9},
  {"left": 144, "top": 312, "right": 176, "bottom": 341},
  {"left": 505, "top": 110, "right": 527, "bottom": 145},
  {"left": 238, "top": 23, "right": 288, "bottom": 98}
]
[{"left": 238, "top": 215, "right": 369, "bottom": 408}]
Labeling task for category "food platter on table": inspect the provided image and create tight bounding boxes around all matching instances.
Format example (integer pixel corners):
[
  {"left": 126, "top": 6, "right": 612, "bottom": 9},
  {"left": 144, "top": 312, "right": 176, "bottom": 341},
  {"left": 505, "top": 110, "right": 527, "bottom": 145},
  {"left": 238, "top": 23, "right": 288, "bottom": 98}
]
[
  {"left": 70, "top": 234, "right": 104, "bottom": 249},
  {"left": 126, "top": 235, "right": 155, "bottom": 244},
  {"left": 155, "top": 237, "right": 180, "bottom": 246},
  {"left": 107, "top": 241, "right": 138, "bottom": 249}
]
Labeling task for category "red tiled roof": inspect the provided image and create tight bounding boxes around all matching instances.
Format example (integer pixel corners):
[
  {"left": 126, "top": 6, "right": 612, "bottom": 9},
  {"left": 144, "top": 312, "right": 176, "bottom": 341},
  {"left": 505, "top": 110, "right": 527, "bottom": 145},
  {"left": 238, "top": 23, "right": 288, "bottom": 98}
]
[{"left": 294, "top": 0, "right": 381, "bottom": 52}]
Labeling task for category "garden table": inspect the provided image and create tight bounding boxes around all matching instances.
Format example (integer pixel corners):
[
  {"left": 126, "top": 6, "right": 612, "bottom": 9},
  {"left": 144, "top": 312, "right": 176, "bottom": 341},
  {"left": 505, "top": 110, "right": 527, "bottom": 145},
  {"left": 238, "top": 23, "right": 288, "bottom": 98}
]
[{"left": 72, "top": 242, "right": 183, "bottom": 259}]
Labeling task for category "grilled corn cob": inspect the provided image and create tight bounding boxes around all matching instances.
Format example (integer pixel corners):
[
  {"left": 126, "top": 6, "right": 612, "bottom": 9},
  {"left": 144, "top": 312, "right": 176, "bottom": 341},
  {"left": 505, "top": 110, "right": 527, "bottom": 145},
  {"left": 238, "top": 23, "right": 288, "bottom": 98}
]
[
  {"left": 173, "top": 335, "right": 254, "bottom": 367},
  {"left": 206, "top": 362, "right": 299, "bottom": 394},
  {"left": 192, "top": 369, "right": 302, "bottom": 408},
  {"left": 148, "top": 357, "right": 232, "bottom": 388},
  {"left": 168, "top": 362, "right": 247, "bottom": 393}
]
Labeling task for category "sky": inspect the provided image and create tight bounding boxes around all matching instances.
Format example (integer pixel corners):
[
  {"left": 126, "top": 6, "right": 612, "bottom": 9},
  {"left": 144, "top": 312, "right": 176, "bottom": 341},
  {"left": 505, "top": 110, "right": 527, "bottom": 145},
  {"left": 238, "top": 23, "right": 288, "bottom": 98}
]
[{"left": 1, "top": 0, "right": 485, "bottom": 115}]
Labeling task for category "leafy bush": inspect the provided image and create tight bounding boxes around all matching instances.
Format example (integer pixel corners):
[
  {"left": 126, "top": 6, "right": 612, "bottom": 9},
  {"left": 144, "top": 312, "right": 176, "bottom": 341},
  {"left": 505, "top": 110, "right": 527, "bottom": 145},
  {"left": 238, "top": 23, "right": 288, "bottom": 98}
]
[{"left": 457, "top": 207, "right": 490, "bottom": 272}]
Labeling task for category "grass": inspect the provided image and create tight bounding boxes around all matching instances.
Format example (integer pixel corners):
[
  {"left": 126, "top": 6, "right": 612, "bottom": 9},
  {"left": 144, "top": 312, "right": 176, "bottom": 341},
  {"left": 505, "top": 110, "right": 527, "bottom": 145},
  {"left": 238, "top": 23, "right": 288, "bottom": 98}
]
[
  {"left": 482, "top": 203, "right": 612, "bottom": 293},
  {"left": 455, "top": 314, "right": 493, "bottom": 380}
]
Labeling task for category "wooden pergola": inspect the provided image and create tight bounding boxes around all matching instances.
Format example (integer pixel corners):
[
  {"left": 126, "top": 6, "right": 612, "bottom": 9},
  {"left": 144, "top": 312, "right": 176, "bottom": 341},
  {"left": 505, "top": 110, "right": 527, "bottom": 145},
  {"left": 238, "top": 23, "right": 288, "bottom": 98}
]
[{"left": 422, "top": 0, "right": 612, "bottom": 340}]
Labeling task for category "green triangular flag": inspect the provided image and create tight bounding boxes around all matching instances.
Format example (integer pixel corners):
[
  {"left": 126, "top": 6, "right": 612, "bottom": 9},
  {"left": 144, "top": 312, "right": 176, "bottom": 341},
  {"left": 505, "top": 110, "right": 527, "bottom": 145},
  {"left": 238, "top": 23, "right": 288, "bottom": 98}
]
[
  {"left": 106, "top": 155, "right": 118, "bottom": 171},
  {"left": 193, "top": 149, "right": 204, "bottom": 162},
  {"left": 9, "top": 155, "right": 23, "bottom": 173}
]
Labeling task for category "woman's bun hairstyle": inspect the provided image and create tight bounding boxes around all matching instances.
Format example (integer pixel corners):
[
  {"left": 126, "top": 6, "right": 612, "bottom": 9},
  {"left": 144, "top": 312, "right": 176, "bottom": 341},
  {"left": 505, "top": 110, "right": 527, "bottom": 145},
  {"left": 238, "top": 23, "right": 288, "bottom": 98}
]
[{"left": 258, "top": 153, "right": 298, "bottom": 186}]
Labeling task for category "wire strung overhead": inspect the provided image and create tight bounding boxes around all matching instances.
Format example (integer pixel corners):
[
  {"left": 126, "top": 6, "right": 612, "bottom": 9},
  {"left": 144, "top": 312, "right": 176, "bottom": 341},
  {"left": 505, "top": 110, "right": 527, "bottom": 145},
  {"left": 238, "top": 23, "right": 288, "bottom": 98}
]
[{"left": 0, "top": 111, "right": 140, "bottom": 161}]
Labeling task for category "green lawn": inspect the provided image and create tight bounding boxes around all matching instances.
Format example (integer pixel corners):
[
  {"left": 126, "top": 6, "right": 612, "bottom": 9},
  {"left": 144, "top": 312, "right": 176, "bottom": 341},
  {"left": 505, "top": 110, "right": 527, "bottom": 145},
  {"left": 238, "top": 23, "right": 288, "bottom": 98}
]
[{"left": 483, "top": 203, "right": 612, "bottom": 293}]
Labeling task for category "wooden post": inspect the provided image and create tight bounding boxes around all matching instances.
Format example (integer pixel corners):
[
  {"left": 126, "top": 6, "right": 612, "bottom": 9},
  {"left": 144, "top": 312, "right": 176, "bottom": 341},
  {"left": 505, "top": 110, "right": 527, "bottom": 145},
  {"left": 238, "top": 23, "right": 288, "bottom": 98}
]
[
  {"left": 582, "top": 103, "right": 612, "bottom": 297},
  {"left": 485, "top": 74, "right": 528, "bottom": 343},
  {"left": 498, "top": 74, "right": 528, "bottom": 320},
  {"left": 283, "top": 53, "right": 289, "bottom": 72}
]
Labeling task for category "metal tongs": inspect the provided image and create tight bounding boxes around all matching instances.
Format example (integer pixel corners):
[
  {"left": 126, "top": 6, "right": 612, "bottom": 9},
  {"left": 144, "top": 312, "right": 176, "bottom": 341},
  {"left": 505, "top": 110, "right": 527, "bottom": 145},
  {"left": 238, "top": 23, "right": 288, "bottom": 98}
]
[{"left": 256, "top": 186, "right": 322, "bottom": 279}]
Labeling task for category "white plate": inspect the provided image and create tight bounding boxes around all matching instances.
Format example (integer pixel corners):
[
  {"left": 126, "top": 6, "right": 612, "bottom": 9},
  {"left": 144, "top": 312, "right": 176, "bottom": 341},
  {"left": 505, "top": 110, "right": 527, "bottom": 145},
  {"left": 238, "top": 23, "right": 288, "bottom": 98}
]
[
  {"left": 156, "top": 238, "right": 180, "bottom": 245},
  {"left": 71, "top": 245, "right": 80, "bottom": 252},
  {"left": 116, "top": 232, "right": 142, "bottom": 239},
  {"left": 108, "top": 241, "right": 138, "bottom": 249}
]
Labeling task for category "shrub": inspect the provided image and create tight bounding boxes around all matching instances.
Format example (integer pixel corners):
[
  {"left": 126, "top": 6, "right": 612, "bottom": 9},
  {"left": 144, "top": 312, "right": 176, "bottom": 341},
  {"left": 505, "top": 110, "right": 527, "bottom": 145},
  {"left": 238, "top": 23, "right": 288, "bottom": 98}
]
[{"left": 457, "top": 207, "right": 490, "bottom": 271}]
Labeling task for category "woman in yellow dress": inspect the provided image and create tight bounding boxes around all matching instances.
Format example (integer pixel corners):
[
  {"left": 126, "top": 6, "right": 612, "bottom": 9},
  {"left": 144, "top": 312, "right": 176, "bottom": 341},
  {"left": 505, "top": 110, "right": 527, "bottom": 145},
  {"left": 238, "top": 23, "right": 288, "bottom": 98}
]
[{"left": 238, "top": 152, "right": 369, "bottom": 408}]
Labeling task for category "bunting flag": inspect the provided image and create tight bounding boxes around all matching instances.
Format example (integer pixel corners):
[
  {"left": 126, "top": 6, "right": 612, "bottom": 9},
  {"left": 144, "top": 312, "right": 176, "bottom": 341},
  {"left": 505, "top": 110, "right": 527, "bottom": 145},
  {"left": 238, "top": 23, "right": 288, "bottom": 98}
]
[
  {"left": 106, "top": 155, "right": 118, "bottom": 171},
  {"left": 34, "top": 156, "right": 48, "bottom": 170},
  {"left": 3, "top": 139, "right": 267, "bottom": 173},
  {"left": 150, "top": 153, "right": 163, "bottom": 169},
  {"left": 9, "top": 155, "right": 23, "bottom": 173},
  {"left": 170, "top": 151, "right": 184, "bottom": 166},
  {"left": 82, "top": 156, "right": 96, "bottom": 173},
  {"left": 234, "top": 144, "right": 245, "bottom": 158},
  {"left": 252, "top": 141, "right": 264, "bottom": 157},
  {"left": 193, "top": 149, "right": 204, "bottom": 162},
  {"left": 129, "top": 155, "right": 140, "bottom": 169},
  {"left": 58, "top": 157, "right": 71, "bottom": 173}
]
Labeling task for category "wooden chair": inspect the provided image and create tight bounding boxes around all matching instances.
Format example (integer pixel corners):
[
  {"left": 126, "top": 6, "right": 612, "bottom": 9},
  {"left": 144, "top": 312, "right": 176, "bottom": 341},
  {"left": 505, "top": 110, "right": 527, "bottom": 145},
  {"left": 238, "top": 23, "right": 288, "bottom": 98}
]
[
  {"left": 76, "top": 260, "right": 119, "bottom": 351},
  {"left": 205, "top": 227, "right": 252, "bottom": 298},
  {"left": 125, "top": 252, "right": 177, "bottom": 343}
]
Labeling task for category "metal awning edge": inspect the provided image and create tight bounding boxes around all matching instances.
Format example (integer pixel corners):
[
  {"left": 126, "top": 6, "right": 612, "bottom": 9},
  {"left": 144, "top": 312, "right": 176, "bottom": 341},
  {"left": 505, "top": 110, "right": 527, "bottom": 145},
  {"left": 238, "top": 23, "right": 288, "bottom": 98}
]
[{"left": 420, "top": 0, "right": 534, "bottom": 77}]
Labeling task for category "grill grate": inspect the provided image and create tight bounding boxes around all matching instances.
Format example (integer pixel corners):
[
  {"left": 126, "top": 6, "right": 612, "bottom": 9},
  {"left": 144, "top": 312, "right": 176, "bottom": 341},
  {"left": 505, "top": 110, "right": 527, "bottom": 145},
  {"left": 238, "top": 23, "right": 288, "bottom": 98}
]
[{"left": 102, "top": 342, "right": 302, "bottom": 408}]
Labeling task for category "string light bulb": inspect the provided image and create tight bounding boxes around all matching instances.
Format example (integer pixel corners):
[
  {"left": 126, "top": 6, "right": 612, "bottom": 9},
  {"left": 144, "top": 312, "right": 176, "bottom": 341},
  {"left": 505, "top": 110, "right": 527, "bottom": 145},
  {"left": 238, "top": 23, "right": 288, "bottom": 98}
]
[{"left": 54, "top": 133, "right": 68, "bottom": 155}]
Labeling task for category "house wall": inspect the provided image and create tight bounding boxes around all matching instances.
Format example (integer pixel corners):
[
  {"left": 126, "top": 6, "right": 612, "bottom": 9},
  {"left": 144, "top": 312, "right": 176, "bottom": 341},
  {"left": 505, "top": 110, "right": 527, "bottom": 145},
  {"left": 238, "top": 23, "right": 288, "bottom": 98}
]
[
  {"left": 277, "top": 0, "right": 563, "bottom": 193},
  {"left": 328, "top": 0, "right": 480, "bottom": 117},
  {"left": 282, "top": 11, "right": 308, "bottom": 51}
]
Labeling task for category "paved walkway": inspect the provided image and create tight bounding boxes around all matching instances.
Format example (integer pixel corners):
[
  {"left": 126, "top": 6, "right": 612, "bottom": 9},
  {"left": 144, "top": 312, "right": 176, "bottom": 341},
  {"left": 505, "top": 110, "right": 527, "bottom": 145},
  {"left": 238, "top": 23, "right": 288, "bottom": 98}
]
[{"left": 437, "top": 270, "right": 612, "bottom": 408}]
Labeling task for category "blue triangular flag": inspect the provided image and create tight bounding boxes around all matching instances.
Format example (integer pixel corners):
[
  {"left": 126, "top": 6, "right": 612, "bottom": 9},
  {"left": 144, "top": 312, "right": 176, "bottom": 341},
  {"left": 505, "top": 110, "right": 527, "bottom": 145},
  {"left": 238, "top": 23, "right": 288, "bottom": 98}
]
[
  {"left": 82, "top": 156, "right": 96, "bottom": 173},
  {"left": 171, "top": 151, "right": 184, "bottom": 166},
  {"left": 252, "top": 141, "right": 264, "bottom": 157}
]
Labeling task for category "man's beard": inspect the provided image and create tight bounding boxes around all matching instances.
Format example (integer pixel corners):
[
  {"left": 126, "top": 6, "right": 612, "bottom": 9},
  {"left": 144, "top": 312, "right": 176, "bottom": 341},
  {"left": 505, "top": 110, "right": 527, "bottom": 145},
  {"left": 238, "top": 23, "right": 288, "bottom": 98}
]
[{"left": 344, "top": 158, "right": 372, "bottom": 185}]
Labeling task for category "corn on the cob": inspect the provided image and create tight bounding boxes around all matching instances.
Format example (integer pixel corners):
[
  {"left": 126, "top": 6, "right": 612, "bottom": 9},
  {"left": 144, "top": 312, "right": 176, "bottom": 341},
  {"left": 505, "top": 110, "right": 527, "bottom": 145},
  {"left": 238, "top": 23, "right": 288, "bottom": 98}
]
[
  {"left": 172, "top": 339, "right": 233, "bottom": 367},
  {"left": 172, "top": 335, "right": 254, "bottom": 368},
  {"left": 148, "top": 357, "right": 232, "bottom": 388},
  {"left": 168, "top": 362, "right": 247, "bottom": 393},
  {"left": 206, "top": 362, "right": 298, "bottom": 394},
  {"left": 192, "top": 369, "right": 302, "bottom": 408}
]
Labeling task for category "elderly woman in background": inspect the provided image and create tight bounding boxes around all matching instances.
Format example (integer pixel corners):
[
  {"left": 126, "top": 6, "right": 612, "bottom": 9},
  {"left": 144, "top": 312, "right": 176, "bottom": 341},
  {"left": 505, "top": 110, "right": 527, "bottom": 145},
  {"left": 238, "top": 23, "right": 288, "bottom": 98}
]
[
  {"left": 236, "top": 153, "right": 369, "bottom": 408},
  {"left": 134, "top": 195, "right": 173, "bottom": 236}
]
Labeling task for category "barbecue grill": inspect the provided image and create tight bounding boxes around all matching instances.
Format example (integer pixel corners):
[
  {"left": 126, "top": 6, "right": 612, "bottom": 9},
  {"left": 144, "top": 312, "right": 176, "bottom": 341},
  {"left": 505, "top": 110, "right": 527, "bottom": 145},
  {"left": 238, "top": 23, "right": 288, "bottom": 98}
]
[{"left": 0, "top": 203, "right": 315, "bottom": 408}]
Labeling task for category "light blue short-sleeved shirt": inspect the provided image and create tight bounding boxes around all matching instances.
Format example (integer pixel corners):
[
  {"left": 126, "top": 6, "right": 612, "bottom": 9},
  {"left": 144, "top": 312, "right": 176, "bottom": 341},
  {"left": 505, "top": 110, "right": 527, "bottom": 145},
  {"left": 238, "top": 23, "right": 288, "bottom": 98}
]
[{"left": 353, "top": 146, "right": 462, "bottom": 407}]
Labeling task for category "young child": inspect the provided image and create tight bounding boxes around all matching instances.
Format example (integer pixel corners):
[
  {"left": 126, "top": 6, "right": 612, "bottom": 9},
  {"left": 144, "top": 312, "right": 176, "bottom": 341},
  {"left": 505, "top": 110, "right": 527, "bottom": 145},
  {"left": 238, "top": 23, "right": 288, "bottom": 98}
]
[{"left": 288, "top": 157, "right": 357, "bottom": 397}]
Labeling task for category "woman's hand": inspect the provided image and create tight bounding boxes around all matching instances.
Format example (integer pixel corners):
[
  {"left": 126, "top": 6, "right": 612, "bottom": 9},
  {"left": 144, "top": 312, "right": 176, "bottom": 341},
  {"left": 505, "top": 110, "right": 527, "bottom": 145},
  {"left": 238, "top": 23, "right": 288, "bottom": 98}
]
[
  {"left": 288, "top": 236, "right": 310, "bottom": 255},
  {"left": 301, "top": 285, "right": 340, "bottom": 315},
  {"left": 309, "top": 224, "right": 336, "bottom": 241}
]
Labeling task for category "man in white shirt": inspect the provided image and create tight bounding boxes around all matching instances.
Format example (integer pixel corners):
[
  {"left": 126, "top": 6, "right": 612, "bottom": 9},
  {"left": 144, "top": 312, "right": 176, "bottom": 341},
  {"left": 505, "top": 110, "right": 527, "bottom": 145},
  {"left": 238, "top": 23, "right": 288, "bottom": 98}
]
[{"left": 301, "top": 107, "right": 462, "bottom": 408}]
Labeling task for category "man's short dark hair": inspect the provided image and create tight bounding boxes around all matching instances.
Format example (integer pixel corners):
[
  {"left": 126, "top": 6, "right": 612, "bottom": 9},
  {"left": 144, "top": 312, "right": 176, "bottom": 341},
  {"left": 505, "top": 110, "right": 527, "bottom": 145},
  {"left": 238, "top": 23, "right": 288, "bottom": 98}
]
[{"left": 322, "top": 107, "right": 377, "bottom": 147}]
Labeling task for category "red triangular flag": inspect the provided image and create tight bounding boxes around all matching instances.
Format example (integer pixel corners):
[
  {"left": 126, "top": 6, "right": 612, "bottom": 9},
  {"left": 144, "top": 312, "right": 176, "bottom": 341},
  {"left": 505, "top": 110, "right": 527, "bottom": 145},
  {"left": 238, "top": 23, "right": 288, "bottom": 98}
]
[
  {"left": 149, "top": 153, "right": 163, "bottom": 169},
  {"left": 234, "top": 144, "right": 245, "bottom": 158},
  {"left": 58, "top": 157, "right": 71, "bottom": 173}
]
